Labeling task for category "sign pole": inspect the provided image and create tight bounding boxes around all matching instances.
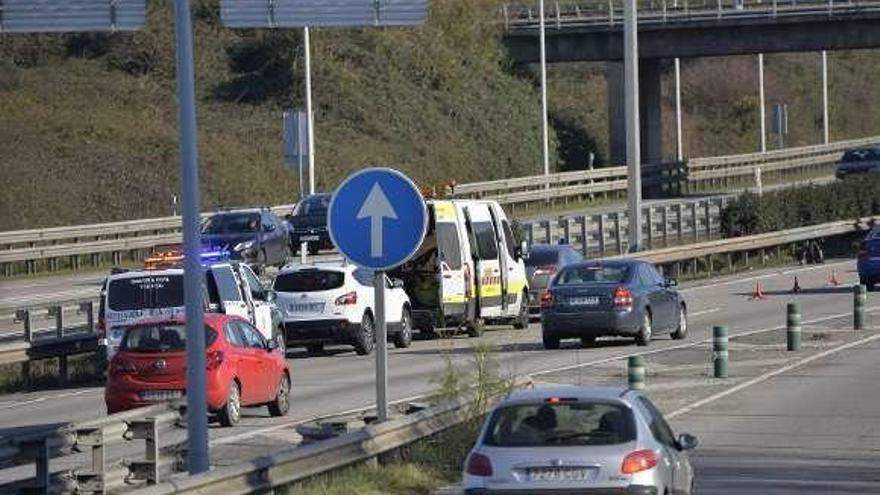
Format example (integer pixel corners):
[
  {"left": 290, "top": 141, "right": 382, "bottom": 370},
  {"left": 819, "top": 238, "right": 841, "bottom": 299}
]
[
  {"left": 624, "top": 0, "right": 642, "bottom": 252},
  {"left": 374, "top": 270, "right": 388, "bottom": 422},
  {"left": 172, "top": 0, "right": 209, "bottom": 475},
  {"left": 304, "top": 26, "right": 316, "bottom": 195}
]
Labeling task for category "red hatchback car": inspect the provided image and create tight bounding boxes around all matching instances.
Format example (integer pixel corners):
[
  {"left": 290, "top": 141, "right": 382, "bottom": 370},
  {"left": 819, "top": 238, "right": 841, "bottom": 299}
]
[{"left": 105, "top": 313, "right": 290, "bottom": 426}]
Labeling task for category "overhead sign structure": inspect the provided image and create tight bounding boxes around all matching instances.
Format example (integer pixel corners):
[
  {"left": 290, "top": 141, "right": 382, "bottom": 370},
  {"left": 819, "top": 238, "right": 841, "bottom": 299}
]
[
  {"left": 329, "top": 167, "right": 426, "bottom": 423},
  {"left": 220, "top": 0, "right": 427, "bottom": 28},
  {"left": 0, "top": 0, "right": 145, "bottom": 33},
  {"left": 329, "top": 167, "right": 427, "bottom": 271}
]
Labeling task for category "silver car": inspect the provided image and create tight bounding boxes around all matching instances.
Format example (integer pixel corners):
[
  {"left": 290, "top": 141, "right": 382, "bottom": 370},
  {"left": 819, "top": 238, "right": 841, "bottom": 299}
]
[{"left": 463, "top": 386, "right": 698, "bottom": 494}]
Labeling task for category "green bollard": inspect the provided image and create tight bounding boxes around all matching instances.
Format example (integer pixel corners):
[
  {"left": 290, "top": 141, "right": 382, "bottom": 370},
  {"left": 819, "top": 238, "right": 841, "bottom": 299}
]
[
  {"left": 854, "top": 285, "right": 867, "bottom": 330},
  {"left": 713, "top": 326, "right": 729, "bottom": 378},
  {"left": 627, "top": 355, "right": 646, "bottom": 390},
  {"left": 787, "top": 302, "right": 801, "bottom": 351}
]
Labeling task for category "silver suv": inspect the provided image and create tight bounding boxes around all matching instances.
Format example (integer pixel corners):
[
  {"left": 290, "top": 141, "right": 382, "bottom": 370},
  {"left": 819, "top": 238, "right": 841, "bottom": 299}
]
[{"left": 463, "top": 386, "right": 698, "bottom": 494}]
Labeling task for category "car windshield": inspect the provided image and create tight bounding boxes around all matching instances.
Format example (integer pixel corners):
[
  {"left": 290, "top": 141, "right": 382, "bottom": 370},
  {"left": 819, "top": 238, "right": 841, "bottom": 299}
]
[
  {"left": 842, "top": 149, "right": 878, "bottom": 162},
  {"left": 525, "top": 249, "right": 560, "bottom": 267},
  {"left": 274, "top": 270, "right": 345, "bottom": 292},
  {"left": 108, "top": 275, "right": 184, "bottom": 311},
  {"left": 556, "top": 265, "right": 630, "bottom": 285},
  {"left": 202, "top": 213, "right": 260, "bottom": 234},
  {"left": 292, "top": 196, "right": 330, "bottom": 216},
  {"left": 484, "top": 401, "right": 636, "bottom": 447},
  {"left": 120, "top": 323, "right": 216, "bottom": 352}
]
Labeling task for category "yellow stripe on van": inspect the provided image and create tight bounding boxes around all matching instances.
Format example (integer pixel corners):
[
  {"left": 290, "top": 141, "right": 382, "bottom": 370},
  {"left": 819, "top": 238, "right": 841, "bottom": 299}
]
[
  {"left": 479, "top": 284, "right": 503, "bottom": 298},
  {"left": 433, "top": 201, "right": 456, "bottom": 221},
  {"left": 442, "top": 293, "right": 467, "bottom": 304}
]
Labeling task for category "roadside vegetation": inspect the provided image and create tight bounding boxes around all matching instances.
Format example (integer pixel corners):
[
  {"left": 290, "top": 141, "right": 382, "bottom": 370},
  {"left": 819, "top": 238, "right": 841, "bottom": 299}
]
[
  {"left": 2, "top": 0, "right": 880, "bottom": 231},
  {"left": 721, "top": 175, "right": 880, "bottom": 236}
]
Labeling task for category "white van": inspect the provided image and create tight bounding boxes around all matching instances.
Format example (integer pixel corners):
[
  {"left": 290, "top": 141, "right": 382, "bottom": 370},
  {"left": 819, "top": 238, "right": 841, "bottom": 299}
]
[{"left": 389, "top": 199, "right": 529, "bottom": 336}]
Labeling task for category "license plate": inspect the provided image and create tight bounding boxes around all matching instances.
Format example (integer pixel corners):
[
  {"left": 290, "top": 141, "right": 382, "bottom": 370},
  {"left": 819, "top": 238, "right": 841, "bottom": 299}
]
[
  {"left": 301, "top": 235, "right": 320, "bottom": 241},
  {"left": 528, "top": 467, "right": 592, "bottom": 481},
  {"left": 289, "top": 303, "right": 325, "bottom": 313},
  {"left": 140, "top": 390, "right": 183, "bottom": 401},
  {"left": 569, "top": 296, "right": 600, "bottom": 306}
]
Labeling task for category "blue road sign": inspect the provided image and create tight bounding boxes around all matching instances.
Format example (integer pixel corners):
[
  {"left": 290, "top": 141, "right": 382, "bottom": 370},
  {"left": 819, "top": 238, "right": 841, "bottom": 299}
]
[{"left": 329, "top": 168, "right": 427, "bottom": 270}]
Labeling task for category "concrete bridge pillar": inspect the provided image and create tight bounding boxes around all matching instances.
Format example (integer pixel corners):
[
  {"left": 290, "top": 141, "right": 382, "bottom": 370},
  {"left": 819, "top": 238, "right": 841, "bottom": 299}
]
[{"left": 607, "top": 59, "right": 664, "bottom": 166}]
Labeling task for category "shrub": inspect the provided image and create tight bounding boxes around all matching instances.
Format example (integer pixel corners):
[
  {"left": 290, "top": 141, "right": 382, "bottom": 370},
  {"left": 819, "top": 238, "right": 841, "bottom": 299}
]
[{"left": 721, "top": 176, "right": 880, "bottom": 237}]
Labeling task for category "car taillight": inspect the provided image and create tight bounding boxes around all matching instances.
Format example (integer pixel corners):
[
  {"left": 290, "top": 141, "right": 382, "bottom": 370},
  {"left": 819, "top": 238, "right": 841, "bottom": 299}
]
[
  {"left": 534, "top": 265, "right": 558, "bottom": 276},
  {"left": 206, "top": 350, "right": 224, "bottom": 370},
  {"left": 621, "top": 449, "right": 658, "bottom": 474},
  {"left": 613, "top": 286, "right": 634, "bottom": 309},
  {"left": 96, "top": 316, "right": 106, "bottom": 338},
  {"left": 109, "top": 357, "right": 137, "bottom": 375},
  {"left": 334, "top": 291, "right": 358, "bottom": 306},
  {"left": 540, "top": 290, "right": 553, "bottom": 308},
  {"left": 466, "top": 452, "right": 493, "bottom": 477}
]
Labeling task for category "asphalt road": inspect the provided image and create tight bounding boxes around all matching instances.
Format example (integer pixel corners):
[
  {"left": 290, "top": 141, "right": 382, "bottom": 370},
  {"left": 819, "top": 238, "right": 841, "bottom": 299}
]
[
  {"left": 0, "top": 258, "right": 875, "bottom": 482},
  {"left": 680, "top": 334, "right": 880, "bottom": 494}
]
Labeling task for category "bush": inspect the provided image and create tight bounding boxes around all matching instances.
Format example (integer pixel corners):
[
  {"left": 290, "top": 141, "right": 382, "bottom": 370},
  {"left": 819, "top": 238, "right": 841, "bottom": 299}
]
[{"left": 721, "top": 176, "right": 880, "bottom": 237}]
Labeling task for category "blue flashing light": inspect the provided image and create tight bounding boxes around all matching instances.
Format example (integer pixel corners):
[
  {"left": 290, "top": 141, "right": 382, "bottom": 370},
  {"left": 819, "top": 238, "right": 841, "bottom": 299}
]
[{"left": 199, "top": 246, "right": 232, "bottom": 265}]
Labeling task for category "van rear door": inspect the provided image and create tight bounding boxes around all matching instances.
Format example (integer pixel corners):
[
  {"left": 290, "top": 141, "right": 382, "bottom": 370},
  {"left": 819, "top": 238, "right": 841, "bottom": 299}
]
[
  {"left": 464, "top": 203, "right": 503, "bottom": 319},
  {"left": 433, "top": 202, "right": 467, "bottom": 318}
]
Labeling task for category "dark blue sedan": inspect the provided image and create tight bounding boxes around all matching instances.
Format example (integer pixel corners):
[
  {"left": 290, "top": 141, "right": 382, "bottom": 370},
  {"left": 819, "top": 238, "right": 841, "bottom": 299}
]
[
  {"left": 540, "top": 260, "right": 687, "bottom": 349},
  {"left": 858, "top": 227, "right": 880, "bottom": 291}
]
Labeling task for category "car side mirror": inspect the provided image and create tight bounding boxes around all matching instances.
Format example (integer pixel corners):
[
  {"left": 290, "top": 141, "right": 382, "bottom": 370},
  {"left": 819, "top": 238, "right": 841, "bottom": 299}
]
[
  {"left": 391, "top": 278, "right": 405, "bottom": 289},
  {"left": 665, "top": 278, "right": 678, "bottom": 288},
  {"left": 515, "top": 241, "right": 529, "bottom": 260},
  {"left": 266, "top": 290, "right": 277, "bottom": 303},
  {"left": 676, "top": 433, "right": 698, "bottom": 451},
  {"left": 266, "top": 339, "right": 278, "bottom": 351}
]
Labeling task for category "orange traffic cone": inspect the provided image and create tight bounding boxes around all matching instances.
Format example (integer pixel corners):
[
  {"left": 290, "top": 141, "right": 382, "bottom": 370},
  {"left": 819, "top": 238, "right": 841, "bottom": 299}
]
[
  {"left": 792, "top": 276, "right": 801, "bottom": 294},
  {"left": 828, "top": 270, "right": 841, "bottom": 286},
  {"left": 750, "top": 281, "right": 767, "bottom": 300}
]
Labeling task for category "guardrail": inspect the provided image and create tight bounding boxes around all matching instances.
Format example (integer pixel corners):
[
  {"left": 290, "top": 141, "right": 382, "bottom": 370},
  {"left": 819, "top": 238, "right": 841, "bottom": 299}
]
[{"left": 0, "top": 403, "right": 185, "bottom": 493}]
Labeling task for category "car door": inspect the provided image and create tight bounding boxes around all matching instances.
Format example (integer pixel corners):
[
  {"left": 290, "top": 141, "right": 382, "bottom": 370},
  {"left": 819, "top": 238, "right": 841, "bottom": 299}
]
[
  {"left": 646, "top": 264, "right": 676, "bottom": 330},
  {"left": 487, "top": 205, "right": 510, "bottom": 313},
  {"left": 224, "top": 321, "right": 262, "bottom": 405},
  {"left": 434, "top": 202, "right": 468, "bottom": 319},
  {"left": 210, "top": 265, "right": 252, "bottom": 322},
  {"left": 464, "top": 204, "right": 503, "bottom": 319},
  {"left": 260, "top": 212, "right": 281, "bottom": 264},
  {"left": 239, "top": 264, "right": 275, "bottom": 342},
  {"left": 639, "top": 397, "right": 693, "bottom": 494},
  {"left": 500, "top": 216, "right": 528, "bottom": 314},
  {"left": 236, "top": 320, "right": 273, "bottom": 403}
]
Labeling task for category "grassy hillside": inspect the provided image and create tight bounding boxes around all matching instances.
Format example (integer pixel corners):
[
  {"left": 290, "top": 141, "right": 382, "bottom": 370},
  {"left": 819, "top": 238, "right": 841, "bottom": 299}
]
[{"left": 2, "top": 0, "right": 879, "bottom": 231}]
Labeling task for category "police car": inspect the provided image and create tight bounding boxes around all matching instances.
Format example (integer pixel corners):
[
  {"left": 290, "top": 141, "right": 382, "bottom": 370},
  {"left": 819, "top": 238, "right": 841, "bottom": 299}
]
[
  {"left": 274, "top": 261, "right": 413, "bottom": 355},
  {"left": 98, "top": 247, "right": 285, "bottom": 361}
]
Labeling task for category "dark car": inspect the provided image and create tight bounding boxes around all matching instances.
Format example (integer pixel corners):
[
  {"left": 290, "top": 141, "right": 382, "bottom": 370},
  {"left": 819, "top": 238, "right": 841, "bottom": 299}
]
[
  {"left": 540, "top": 260, "right": 687, "bottom": 349},
  {"left": 201, "top": 208, "right": 291, "bottom": 268},
  {"left": 286, "top": 194, "right": 332, "bottom": 255},
  {"left": 525, "top": 243, "right": 584, "bottom": 316},
  {"left": 836, "top": 147, "right": 880, "bottom": 179},
  {"left": 858, "top": 226, "right": 880, "bottom": 291}
]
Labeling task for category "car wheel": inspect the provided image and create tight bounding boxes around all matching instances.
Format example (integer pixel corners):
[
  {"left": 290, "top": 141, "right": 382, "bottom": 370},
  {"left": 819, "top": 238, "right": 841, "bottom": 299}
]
[
  {"left": 636, "top": 311, "right": 652, "bottom": 346},
  {"left": 466, "top": 318, "right": 485, "bottom": 338},
  {"left": 393, "top": 308, "right": 413, "bottom": 349},
  {"left": 354, "top": 312, "right": 375, "bottom": 355},
  {"left": 217, "top": 380, "right": 241, "bottom": 427},
  {"left": 861, "top": 277, "right": 876, "bottom": 291},
  {"left": 513, "top": 292, "right": 530, "bottom": 330},
  {"left": 268, "top": 372, "right": 290, "bottom": 417},
  {"left": 671, "top": 305, "right": 688, "bottom": 340},
  {"left": 580, "top": 336, "right": 596, "bottom": 347},
  {"left": 305, "top": 344, "right": 324, "bottom": 355},
  {"left": 542, "top": 334, "right": 560, "bottom": 350}
]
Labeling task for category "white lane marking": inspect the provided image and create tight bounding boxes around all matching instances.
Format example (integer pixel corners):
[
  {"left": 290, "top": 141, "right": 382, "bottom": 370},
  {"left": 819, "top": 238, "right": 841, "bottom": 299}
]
[
  {"left": 529, "top": 306, "right": 878, "bottom": 378},
  {"left": 701, "top": 479, "right": 880, "bottom": 489},
  {"left": 667, "top": 332, "right": 880, "bottom": 420},
  {"left": 680, "top": 260, "right": 853, "bottom": 294},
  {"left": 689, "top": 307, "right": 721, "bottom": 318},
  {"left": 0, "top": 389, "right": 98, "bottom": 410}
]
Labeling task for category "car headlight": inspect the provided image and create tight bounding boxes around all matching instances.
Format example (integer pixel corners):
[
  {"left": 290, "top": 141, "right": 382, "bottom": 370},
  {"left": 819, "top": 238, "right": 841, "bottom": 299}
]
[{"left": 234, "top": 240, "right": 255, "bottom": 252}]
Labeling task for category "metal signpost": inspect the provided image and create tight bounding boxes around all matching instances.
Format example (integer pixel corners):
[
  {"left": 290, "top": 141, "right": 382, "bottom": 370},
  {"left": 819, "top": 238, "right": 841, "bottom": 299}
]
[
  {"left": 283, "top": 110, "right": 312, "bottom": 262},
  {"left": 328, "top": 168, "right": 427, "bottom": 422},
  {"left": 624, "top": 0, "right": 642, "bottom": 252}
]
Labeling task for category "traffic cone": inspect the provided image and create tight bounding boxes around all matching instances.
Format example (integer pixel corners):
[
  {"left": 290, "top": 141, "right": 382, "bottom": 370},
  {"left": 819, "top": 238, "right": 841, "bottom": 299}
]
[
  {"left": 828, "top": 270, "right": 841, "bottom": 286},
  {"left": 791, "top": 276, "right": 801, "bottom": 294},
  {"left": 750, "top": 281, "right": 767, "bottom": 300}
]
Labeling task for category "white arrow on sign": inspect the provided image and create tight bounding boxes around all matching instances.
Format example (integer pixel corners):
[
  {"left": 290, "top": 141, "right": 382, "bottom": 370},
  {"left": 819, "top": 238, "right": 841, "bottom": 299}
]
[{"left": 357, "top": 183, "right": 398, "bottom": 258}]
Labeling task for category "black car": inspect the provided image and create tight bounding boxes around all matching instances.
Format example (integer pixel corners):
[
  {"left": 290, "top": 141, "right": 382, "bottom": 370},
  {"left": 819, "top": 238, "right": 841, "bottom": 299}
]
[
  {"left": 201, "top": 208, "right": 291, "bottom": 268},
  {"left": 286, "top": 194, "right": 332, "bottom": 255},
  {"left": 836, "top": 147, "right": 880, "bottom": 179},
  {"left": 525, "top": 243, "right": 584, "bottom": 316}
]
